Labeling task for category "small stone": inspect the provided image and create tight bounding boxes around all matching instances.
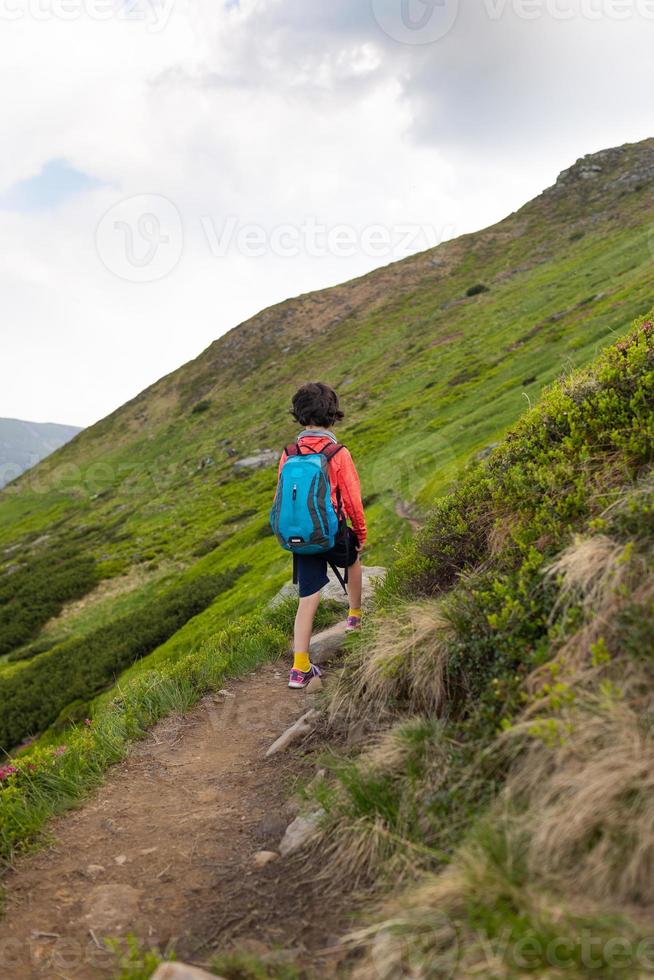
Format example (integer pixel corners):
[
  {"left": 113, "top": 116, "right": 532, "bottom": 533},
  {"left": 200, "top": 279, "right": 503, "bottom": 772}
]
[
  {"left": 253, "top": 850, "right": 279, "bottom": 868},
  {"left": 305, "top": 675, "right": 323, "bottom": 693},
  {"left": 152, "top": 964, "right": 223, "bottom": 980},
  {"left": 217, "top": 689, "right": 235, "bottom": 698},
  {"left": 85, "top": 864, "right": 105, "bottom": 880},
  {"left": 114, "top": 854, "right": 128, "bottom": 865},
  {"left": 278, "top": 810, "right": 325, "bottom": 857},
  {"left": 265, "top": 710, "right": 318, "bottom": 757}
]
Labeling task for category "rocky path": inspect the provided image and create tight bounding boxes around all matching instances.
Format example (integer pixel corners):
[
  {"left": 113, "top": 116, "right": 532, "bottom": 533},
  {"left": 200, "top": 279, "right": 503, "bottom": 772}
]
[{"left": 0, "top": 643, "right": 352, "bottom": 979}]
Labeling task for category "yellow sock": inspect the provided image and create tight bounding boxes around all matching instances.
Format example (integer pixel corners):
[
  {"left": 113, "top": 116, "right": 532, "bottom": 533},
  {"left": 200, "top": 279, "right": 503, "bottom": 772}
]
[
  {"left": 293, "top": 651, "right": 311, "bottom": 673},
  {"left": 348, "top": 608, "right": 362, "bottom": 618}
]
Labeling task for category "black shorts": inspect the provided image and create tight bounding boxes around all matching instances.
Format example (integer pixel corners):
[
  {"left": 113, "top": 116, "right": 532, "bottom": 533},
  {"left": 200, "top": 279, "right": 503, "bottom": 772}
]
[{"left": 295, "top": 527, "right": 360, "bottom": 598}]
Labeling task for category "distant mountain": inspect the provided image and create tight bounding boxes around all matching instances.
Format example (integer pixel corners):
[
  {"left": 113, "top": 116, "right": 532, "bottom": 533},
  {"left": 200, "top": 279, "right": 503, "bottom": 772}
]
[{"left": 0, "top": 418, "right": 82, "bottom": 488}]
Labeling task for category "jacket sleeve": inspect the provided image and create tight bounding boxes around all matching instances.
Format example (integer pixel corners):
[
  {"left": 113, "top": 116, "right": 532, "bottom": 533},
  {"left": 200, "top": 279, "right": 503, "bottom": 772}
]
[{"left": 336, "top": 449, "right": 367, "bottom": 545}]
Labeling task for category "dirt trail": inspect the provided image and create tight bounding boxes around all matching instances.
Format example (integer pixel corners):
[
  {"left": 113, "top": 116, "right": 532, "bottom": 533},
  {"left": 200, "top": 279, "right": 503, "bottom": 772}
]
[
  {"left": 0, "top": 664, "right": 349, "bottom": 979},
  {"left": 395, "top": 499, "right": 422, "bottom": 534}
]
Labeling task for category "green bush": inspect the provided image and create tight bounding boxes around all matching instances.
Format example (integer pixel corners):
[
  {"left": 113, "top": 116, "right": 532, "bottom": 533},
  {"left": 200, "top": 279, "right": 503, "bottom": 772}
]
[
  {"left": 0, "top": 568, "right": 247, "bottom": 751},
  {"left": 396, "top": 316, "right": 654, "bottom": 598},
  {"left": 0, "top": 546, "right": 98, "bottom": 656}
]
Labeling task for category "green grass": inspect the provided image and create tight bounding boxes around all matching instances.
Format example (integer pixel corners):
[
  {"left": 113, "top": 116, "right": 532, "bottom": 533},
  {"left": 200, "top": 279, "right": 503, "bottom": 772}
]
[{"left": 0, "top": 597, "right": 341, "bottom": 863}]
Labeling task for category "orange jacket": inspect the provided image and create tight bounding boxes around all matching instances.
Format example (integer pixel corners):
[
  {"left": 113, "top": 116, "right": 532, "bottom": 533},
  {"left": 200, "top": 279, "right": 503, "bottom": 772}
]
[{"left": 276, "top": 433, "right": 367, "bottom": 545}]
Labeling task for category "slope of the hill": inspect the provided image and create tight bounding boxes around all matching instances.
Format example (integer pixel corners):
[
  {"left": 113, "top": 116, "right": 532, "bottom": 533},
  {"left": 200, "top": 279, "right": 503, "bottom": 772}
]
[
  {"left": 0, "top": 137, "right": 653, "bottom": 755},
  {"left": 314, "top": 311, "right": 654, "bottom": 979},
  {"left": 0, "top": 417, "right": 81, "bottom": 488}
]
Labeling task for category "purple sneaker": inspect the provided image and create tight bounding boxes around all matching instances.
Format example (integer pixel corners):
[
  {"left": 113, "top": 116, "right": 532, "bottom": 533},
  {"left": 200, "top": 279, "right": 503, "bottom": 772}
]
[
  {"left": 345, "top": 615, "right": 361, "bottom": 632},
  {"left": 288, "top": 664, "right": 322, "bottom": 689}
]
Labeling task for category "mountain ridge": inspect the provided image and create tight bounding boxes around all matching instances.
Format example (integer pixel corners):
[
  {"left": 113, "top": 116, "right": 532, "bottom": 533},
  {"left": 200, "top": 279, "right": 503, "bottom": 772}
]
[{"left": 0, "top": 417, "right": 82, "bottom": 489}]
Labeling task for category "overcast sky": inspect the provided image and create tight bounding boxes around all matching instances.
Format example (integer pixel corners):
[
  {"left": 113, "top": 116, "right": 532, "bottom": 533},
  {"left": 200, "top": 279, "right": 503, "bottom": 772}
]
[{"left": 1, "top": 0, "right": 652, "bottom": 428}]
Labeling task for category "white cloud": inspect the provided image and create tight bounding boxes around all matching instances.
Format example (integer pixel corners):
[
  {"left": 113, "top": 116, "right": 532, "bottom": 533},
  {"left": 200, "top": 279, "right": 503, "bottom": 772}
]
[{"left": 0, "top": 0, "right": 651, "bottom": 426}]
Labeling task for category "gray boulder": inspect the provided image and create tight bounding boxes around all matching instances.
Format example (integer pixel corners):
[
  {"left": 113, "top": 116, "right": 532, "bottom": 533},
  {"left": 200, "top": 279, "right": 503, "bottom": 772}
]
[
  {"left": 270, "top": 565, "right": 386, "bottom": 608},
  {"left": 310, "top": 622, "right": 349, "bottom": 665},
  {"left": 233, "top": 450, "right": 280, "bottom": 472},
  {"left": 278, "top": 810, "right": 325, "bottom": 857}
]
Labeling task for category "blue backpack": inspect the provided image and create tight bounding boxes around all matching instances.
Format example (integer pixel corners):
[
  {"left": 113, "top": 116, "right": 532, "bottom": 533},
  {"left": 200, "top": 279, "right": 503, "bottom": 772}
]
[{"left": 270, "top": 440, "right": 345, "bottom": 556}]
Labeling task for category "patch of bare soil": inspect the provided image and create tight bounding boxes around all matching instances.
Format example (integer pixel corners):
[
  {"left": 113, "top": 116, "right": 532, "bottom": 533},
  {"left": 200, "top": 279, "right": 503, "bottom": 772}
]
[{"left": 0, "top": 666, "right": 356, "bottom": 979}]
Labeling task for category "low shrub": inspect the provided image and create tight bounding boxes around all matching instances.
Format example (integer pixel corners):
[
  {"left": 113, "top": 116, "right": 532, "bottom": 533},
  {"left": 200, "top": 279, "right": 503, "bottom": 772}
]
[
  {"left": 0, "top": 545, "right": 98, "bottom": 656},
  {"left": 0, "top": 567, "right": 248, "bottom": 751},
  {"left": 466, "top": 283, "right": 490, "bottom": 297}
]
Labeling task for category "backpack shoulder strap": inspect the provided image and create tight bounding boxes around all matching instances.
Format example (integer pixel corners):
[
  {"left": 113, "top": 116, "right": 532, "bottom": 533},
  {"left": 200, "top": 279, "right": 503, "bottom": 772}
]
[{"left": 321, "top": 442, "right": 345, "bottom": 462}]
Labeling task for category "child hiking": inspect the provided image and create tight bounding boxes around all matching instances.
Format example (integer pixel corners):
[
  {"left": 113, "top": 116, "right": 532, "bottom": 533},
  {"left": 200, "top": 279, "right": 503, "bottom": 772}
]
[{"left": 270, "top": 382, "right": 367, "bottom": 689}]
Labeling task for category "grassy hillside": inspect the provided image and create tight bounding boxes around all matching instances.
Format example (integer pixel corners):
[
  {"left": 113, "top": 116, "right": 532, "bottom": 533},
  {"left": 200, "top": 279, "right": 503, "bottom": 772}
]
[
  {"left": 314, "top": 311, "right": 653, "bottom": 978},
  {"left": 1, "top": 137, "right": 653, "bottom": 758}
]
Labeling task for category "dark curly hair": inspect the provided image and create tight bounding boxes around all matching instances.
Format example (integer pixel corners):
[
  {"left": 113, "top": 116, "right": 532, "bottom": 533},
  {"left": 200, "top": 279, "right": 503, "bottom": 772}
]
[{"left": 290, "top": 382, "right": 344, "bottom": 428}]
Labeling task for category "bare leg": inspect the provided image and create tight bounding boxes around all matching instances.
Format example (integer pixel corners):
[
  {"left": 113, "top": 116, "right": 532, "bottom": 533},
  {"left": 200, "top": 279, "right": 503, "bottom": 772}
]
[
  {"left": 294, "top": 590, "right": 322, "bottom": 654},
  {"left": 347, "top": 557, "right": 363, "bottom": 610}
]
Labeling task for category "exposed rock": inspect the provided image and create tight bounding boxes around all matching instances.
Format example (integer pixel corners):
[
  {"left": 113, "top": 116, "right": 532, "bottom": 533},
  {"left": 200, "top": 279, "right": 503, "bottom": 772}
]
[
  {"left": 278, "top": 810, "right": 325, "bottom": 857},
  {"left": 233, "top": 449, "right": 280, "bottom": 472},
  {"left": 253, "top": 850, "right": 279, "bottom": 868},
  {"left": 152, "top": 964, "right": 222, "bottom": 980},
  {"left": 310, "top": 622, "right": 348, "bottom": 666},
  {"left": 270, "top": 564, "right": 386, "bottom": 608},
  {"left": 265, "top": 709, "right": 318, "bottom": 757},
  {"left": 475, "top": 442, "right": 500, "bottom": 461},
  {"left": 83, "top": 883, "right": 141, "bottom": 934}
]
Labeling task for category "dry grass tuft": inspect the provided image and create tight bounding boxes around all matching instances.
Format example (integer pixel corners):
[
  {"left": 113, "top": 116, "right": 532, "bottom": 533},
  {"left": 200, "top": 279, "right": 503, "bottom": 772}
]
[
  {"left": 505, "top": 685, "right": 654, "bottom": 905},
  {"left": 545, "top": 533, "right": 631, "bottom": 618},
  {"left": 347, "top": 866, "right": 468, "bottom": 980},
  {"left": 316, "top": 718, "right": 450, "bottom": 888},
  {"left": 328, "top": 601, "right": 452, "bottom": 726}
]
